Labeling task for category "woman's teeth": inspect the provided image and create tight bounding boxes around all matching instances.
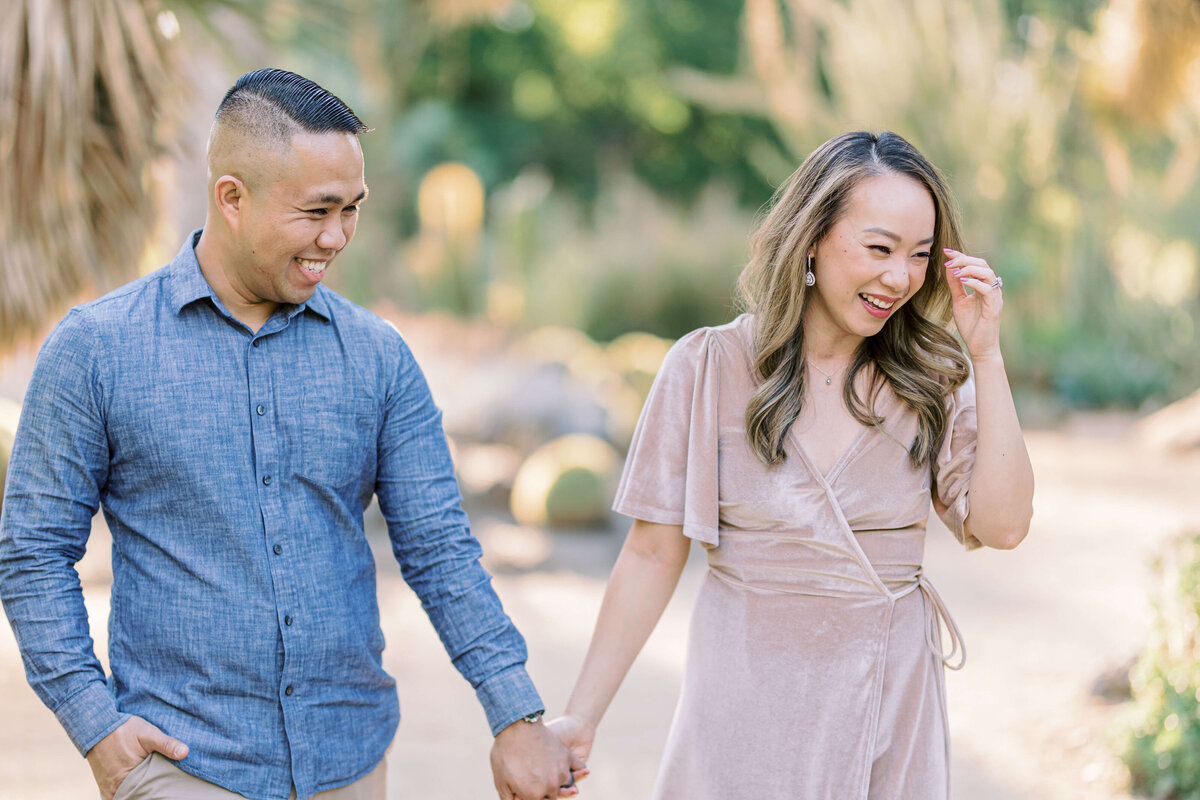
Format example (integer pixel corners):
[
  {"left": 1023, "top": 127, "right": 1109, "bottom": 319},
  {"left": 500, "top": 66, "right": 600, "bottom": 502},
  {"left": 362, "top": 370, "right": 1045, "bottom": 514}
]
[{"left": 860, "top": 293, "right": 894, "bottom": 310}]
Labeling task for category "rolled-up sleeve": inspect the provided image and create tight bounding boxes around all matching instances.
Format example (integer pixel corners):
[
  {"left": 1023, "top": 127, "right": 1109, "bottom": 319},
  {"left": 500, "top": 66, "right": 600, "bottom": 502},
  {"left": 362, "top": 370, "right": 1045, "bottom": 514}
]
[
  {"left": 0, "top": 311, "right": 129, "bottom": 754},
  {"left": 373, "top": 333, "right": 543, "bottom": 735}
]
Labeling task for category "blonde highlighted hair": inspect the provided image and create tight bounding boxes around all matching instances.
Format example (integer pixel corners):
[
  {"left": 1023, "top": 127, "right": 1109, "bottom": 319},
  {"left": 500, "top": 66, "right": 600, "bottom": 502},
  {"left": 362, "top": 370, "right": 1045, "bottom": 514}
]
[{"left": 737, "top": 131, "right": 970, "bottom": 467}]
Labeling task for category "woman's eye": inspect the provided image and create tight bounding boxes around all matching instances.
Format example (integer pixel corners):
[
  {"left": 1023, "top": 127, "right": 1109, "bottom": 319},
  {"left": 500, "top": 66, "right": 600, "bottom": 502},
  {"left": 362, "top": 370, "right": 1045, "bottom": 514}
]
[
  {"left": 869, "top": 244, "right": 891, "bottom": 254},
  {"left": 915, "top": 251, "right": 931, "bottom": 260}
]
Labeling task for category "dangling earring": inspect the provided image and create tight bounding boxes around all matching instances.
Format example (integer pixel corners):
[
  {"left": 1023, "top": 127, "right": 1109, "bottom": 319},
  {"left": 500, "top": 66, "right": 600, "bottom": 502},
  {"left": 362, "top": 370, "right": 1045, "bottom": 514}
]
[{"left": 805, "top": 253, "right": 816, "bottom": 287}]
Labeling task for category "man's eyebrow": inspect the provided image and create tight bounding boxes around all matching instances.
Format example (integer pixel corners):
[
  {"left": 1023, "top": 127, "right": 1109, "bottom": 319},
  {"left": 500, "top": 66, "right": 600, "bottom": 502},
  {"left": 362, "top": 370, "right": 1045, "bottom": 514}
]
[
  {"left": 302, "top": 188, "right": 368, "bottom": 206},
  {"left": 863, "top": 226, "right": 935, "bottom": 245}
]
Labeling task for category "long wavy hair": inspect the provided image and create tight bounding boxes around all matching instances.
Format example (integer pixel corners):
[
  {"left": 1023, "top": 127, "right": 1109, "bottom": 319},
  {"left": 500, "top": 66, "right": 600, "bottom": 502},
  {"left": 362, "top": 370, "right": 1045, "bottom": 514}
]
[{"left": 737, "top": 131, "right": 971, "bottom": 467}]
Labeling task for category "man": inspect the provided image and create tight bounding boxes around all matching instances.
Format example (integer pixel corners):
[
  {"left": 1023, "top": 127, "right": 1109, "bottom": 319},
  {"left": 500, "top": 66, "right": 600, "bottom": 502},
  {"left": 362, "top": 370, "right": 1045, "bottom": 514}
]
[{"left": 0, "top": 69, "right": 579, "bottom": 800}]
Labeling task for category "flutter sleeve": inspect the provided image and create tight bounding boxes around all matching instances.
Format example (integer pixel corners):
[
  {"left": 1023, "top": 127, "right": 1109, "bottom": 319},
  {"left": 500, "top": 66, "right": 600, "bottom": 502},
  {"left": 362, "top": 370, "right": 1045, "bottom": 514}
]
[
  {"left": 613, "top": 327, "right": 720, "bottom": 546},
  {"left": 932, "top": 373, "right": 983, "bottom": 550}
]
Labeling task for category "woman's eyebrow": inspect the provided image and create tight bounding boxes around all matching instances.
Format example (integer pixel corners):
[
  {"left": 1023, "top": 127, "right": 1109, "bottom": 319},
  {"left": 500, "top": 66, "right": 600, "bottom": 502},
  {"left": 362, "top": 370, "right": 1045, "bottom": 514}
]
[{"left": 863, "top": 226, "right": 935, "bottom": 245}]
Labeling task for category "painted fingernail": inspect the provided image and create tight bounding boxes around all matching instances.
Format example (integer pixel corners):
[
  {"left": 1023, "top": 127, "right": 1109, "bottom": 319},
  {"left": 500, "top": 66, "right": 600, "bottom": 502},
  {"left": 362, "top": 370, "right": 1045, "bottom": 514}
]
[{"left": 951, "top": 268, "right": 962, "bottom": 275}]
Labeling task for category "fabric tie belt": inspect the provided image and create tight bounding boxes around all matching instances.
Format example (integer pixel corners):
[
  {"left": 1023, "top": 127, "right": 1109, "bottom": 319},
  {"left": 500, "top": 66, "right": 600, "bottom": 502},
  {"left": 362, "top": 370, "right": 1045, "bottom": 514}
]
[
  {"left": 707, "top": 563, "right": 967, "bottom": 672},
  {"left": 903, "top": 572, "right": 966, "bottom": 671}
]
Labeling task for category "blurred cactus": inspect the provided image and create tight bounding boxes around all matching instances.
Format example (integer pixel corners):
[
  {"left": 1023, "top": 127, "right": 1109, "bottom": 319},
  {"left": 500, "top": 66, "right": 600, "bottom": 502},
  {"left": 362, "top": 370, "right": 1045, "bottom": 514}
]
[
  {"left": 542, "top": 467, "right": 610, "bottom": 528},
  {"left": 510, "top": 434, "right": 620, "bottom": 528},
  {"left": 605, "top": 331, "right": 671, "bottom": 400}
]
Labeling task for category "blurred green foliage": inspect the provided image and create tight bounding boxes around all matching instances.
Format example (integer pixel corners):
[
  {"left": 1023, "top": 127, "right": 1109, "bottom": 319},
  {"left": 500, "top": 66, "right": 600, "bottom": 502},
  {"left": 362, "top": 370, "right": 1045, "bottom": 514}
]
[
  {"left": 395, "top": 0, "right": 779, "bottom": 209},
  {"left": 1123, "top": 531, "right": 1200, "bottom": 798},
  {"left": 180, "top": 0, "right": 1200, "bottom": 410}
]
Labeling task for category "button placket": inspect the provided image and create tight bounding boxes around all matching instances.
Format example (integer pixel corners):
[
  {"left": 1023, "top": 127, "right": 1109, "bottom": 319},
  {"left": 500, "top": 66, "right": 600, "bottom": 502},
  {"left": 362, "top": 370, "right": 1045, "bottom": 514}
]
[{"left": 247, "top": 324, "right": 305, "bottom": 742}]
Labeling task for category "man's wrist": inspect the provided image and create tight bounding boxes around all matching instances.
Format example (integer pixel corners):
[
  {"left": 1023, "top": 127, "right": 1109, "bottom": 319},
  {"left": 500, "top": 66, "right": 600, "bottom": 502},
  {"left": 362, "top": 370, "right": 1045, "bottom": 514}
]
[
  {"left": 475, "top": 665, "right": 544, "bottom": 736},
  {"left": 54, "top": 681, "right": 129, "bottom": 756}
]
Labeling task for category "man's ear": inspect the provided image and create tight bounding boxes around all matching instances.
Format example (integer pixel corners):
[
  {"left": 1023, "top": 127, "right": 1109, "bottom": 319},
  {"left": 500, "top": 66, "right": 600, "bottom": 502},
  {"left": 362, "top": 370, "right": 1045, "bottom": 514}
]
[{"left": 214, "top": 175, "right": 246, "bottom": 230}]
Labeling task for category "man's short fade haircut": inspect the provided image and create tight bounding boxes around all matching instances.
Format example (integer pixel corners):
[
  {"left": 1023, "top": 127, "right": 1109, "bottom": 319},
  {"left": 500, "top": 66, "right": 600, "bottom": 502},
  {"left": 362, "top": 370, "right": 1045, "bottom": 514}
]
[{"left": 214, "top": 68, "right": 369, "bottom": 142}]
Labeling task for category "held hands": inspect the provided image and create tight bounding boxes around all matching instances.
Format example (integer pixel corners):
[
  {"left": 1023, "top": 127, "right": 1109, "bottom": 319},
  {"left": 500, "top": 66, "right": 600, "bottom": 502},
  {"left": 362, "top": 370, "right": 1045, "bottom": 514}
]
[
  {"left": 86, "top": 716, "right": 189, "bottom": 800},
  {"left": 490, "top": 716, "right": 586, "bottom": 799},
  {"left": 943, "top": 248, "right": 1004, "bottom": 362},
  {"left": 545, "top": 715, "right": 593, "bottom": 778}
]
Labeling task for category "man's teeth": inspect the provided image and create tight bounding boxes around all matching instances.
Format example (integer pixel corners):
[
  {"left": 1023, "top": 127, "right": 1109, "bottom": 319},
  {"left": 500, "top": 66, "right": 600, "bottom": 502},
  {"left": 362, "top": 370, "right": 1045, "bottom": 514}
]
[
  {"left": 296, "top": 258, "right": 325, "bottom": 275},
  {"left": 860, "top": 294, "right": 893, "bottom": 310}
]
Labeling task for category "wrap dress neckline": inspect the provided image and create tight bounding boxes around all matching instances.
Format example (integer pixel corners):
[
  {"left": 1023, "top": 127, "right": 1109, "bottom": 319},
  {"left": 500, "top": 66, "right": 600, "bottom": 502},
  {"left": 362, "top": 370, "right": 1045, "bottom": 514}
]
[{"left": 788, "top": 423, "right": 967, "bottom": 672}]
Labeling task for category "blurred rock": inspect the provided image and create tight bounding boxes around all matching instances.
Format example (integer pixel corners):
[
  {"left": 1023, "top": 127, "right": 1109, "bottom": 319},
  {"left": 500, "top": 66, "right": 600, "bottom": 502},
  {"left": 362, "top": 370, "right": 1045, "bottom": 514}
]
[
  {"left": 511, "top": 434, "right": 620, "bottom": 528},
  {"left": 455, "top": 442, "right": 523, "bottom": 508},
  {"left": 484, "top": 361, "right": 611, "bottom": 448},
  {"left": 372, "top": 308, "right": 639, "bottom": 453},
  {"left": 1091, "top": 656, "right": 1135, "bottom": 703},
  {"left": 1138, "top": 388, "right": 1200, "bottom": 452}
]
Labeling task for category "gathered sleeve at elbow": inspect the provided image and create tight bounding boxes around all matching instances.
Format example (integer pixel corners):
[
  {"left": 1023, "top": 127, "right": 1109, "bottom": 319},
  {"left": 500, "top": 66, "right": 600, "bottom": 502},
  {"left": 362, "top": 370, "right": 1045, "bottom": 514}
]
[{"left": 932, "top": 374, "right": 982, "bottom": 550}]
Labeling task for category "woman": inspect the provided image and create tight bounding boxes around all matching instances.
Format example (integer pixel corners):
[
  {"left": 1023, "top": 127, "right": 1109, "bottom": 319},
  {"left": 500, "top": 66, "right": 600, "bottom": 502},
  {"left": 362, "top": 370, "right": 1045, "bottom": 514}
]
[{"left": 548, "top": 131, "right": 1034, "bottom": 799}]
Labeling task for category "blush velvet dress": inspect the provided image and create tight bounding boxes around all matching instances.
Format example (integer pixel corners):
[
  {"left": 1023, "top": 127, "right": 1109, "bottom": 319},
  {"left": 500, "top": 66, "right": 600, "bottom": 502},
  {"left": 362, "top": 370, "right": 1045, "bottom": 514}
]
[{"left": 612, "top": 314, "right": 979, "bottom": 800}]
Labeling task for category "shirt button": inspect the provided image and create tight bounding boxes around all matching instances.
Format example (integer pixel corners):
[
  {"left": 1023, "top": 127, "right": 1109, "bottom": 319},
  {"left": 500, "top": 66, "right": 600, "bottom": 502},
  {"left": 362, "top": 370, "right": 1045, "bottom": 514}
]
[
  {"left": 256, "top": 405, "right": 266, "bottom": 416},
  {"left": 253, "top": 340, "right": 261, "bottom": 348},
  {"left": 262, "top": 475, "right": 272, "bottom": 486},
  {"left": 273, "top": 544, "right": 282, "bottom": 555},
  {"left": 284, "top": 616, "right": 293, "bottom": 626},
  {"left": 285, "top": 685, "right": 294, "bottom": 696}
]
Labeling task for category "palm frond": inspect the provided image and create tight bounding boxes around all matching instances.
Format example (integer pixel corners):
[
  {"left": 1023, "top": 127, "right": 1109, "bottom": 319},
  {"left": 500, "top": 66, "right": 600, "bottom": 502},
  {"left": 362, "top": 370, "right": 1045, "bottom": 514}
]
[{"left": 0, "top": 0, "right": 178, "bottom": 350}]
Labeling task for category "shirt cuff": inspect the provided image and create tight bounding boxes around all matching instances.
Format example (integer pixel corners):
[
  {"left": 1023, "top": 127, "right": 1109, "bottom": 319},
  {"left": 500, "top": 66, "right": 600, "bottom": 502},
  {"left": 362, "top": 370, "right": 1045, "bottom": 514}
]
[
  {"left": 475, "top": 665, "right": 545, "bottom": 736},
  {"left": 54, "top": 680, "right": 130, "bottom": 756}
]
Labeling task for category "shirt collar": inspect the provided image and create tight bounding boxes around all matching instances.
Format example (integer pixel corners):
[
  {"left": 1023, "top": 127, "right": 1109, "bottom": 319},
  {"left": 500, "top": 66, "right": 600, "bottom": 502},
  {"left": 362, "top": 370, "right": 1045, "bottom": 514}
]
[{"left": 166, "top": 228, "right": 331, "bottom": 322}]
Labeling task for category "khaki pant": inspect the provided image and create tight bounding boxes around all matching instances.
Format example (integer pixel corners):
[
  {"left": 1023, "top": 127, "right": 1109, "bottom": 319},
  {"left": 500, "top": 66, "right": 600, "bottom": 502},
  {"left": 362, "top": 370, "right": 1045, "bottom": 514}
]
[{"left": 113, "top": 752, "right": 387, "bottom": 800}]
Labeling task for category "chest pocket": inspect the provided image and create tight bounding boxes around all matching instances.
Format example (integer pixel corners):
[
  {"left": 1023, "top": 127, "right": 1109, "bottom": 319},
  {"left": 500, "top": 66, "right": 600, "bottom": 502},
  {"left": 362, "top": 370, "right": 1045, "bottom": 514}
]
[{"left": 299, "top": 392, "right": 378, "bottom": 490}]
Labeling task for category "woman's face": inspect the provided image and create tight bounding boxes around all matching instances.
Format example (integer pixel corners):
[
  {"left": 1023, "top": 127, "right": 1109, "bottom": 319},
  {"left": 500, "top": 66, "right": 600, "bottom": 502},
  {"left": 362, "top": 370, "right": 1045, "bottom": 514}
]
[{"left": 805, "top": 172, "right": 936, "bottom": 347}]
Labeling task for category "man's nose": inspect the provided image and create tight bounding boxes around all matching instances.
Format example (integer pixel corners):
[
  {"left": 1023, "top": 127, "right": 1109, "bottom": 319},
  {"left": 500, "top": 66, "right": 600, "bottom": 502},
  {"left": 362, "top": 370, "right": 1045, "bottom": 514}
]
[{"left": 316, "top": 217, "right": 348, "bottom": 251}]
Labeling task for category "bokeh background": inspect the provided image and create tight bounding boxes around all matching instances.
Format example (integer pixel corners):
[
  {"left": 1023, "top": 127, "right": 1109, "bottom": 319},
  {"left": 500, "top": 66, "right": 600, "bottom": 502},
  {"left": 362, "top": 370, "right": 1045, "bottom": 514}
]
[{"left": 2, "top": 0, "right": 1200, "bottom": 798}]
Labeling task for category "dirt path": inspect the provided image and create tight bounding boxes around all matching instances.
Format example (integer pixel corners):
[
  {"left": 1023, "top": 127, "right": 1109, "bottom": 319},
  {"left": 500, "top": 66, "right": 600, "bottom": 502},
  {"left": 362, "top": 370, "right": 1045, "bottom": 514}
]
[{"left": 2, "top": 418, "right": 1197, "bottom": 799}]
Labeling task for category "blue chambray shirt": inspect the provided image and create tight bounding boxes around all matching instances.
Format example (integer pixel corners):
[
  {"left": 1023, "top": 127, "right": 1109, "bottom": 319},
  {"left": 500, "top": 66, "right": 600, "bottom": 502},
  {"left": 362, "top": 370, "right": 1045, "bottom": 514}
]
[{"left": 0, "top": 231, "right": 543, "bottom": 800}]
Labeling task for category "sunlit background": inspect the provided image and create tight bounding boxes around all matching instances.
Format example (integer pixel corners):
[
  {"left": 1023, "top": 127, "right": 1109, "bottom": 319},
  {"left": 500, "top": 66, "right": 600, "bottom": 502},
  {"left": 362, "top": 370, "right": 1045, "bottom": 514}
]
[{"left": 2, "top": 1, "right": 1200, "bottom": 798}]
